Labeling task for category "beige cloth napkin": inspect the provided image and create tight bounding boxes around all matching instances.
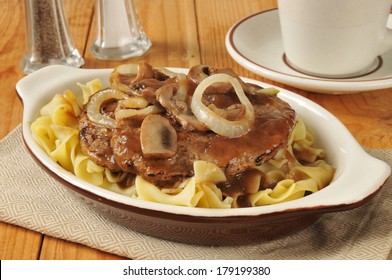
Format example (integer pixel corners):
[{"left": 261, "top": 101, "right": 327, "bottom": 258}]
[{"left": 1, "top": 125, "right": 392, "bottom": 260}]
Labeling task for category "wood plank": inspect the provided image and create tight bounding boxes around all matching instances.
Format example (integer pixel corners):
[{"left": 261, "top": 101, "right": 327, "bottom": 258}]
[
  {"left": 195, "top": 0, "right": 277, "bottom": 74},
  {"left": 64, "top": 0, "right": 95, "bottom": 55},
  {"left": 39, "top": 236, "right": 126, "bottom": 260},
  {"left": 0, "top": 222, "right": 42, "bottom": 260},
  {"left": 83, "top": 0, "right": 201, "bottom": 69},
  {"left": 0, "top": 0, "right": 26, "bottom": 139}
]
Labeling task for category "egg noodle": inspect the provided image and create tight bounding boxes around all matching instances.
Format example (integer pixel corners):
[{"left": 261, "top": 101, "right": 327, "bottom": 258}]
[{"left": 31, "top": 78, "right": 334, "bottom": 208}]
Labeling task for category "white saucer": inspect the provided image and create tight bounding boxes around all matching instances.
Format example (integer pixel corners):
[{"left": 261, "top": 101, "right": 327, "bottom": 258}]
[{"left": 225, "top": 9, "right": 392, "bottom": 94}]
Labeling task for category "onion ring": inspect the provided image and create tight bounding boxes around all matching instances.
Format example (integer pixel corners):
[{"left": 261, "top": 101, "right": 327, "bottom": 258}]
[
  {"left": 115, "top": 105, "right": 163, "bottom": 121},
  {"left": 191, "top": 73, "right": 255, "bottom": 138},
  {"left": 86, "top": 89, "right": 128, "bottom": 128}
]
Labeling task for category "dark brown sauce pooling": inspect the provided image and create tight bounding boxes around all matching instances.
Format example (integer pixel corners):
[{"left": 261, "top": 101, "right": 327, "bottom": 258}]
[
  {"left": 109, "top": 86, "right": 296, "bottom": 191},
  {"left": 205, "top": 93, "right": 295, "bottom": 176},
  {"left": 218, "top": 168, "right": 263, "bottom": 196}
]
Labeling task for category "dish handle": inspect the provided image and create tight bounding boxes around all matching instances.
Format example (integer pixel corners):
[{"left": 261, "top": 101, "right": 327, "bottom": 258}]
[{"left": 15, "top": 65, "right": 84, "bottom": 103}]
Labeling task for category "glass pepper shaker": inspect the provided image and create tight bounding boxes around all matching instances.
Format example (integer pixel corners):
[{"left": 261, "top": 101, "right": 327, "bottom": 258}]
[
  {"left": 21, "top": 0, "right": 85, "bottom": 74},
  {"left": 90, "top": 0, "right": 152, "bottom": 60}
]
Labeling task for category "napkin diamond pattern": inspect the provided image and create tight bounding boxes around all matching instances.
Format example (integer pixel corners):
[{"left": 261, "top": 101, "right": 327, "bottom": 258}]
[{"left": 1, "top": 125, "right": 392, "bottom": 260}]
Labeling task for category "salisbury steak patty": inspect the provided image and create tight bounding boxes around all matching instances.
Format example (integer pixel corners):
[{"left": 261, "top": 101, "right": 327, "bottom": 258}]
[
  {"left": 79, "top": 113, "right": 121, "bottom": 171},
  {"left": 79, "top": 64, "right": 296, "bottom": 187},
  {"left": 111, "top": 92, "right": 296, "bottom": 187}
]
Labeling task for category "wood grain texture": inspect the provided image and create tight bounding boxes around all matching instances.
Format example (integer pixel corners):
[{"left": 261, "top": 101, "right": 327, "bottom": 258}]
[
  {"left": 64, "top": 0, "right": 95, "bottom": 55},
  {"left": 83, "top": 0, "right": 200, "bottom": 69},
  {"left": 0, "top": 0, "right": 25, "bottom": 139},
  {"left": 0, "top": 0, "right": 391, "bottom": 260},
  {"left": 40, "top": 237, "right": 126, "bottom": 260},
  {"left": 0, "top": 223, "right": 42, "bottom": 259},
  {"left": 196, "top": 0, "right": 278, "bottom": 74}
]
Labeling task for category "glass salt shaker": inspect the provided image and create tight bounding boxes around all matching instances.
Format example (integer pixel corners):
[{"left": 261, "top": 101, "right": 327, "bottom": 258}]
[
  {"left": 90, "top": 0, "right": 152, "bottom": 60},
  {"left": 21, "top": 0, "right": 85, "bottom": 74}
]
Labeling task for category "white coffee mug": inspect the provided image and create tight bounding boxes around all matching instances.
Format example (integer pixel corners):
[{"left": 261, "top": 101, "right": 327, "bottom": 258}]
[{"left": 278, "top": 0, "right": 392, "bottom": 78}]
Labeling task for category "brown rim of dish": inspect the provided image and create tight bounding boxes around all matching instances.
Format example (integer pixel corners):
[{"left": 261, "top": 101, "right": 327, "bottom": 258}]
[
  {"left": 21, "top": 131, "right": 388, "bottom": 224},
  {"left": 228, "top": 8, "right": 390, "bottom": 83}
]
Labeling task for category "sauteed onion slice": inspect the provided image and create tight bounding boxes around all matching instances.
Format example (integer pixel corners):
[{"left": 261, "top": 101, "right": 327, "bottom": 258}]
[
  {"left": 191, "top": 73, "right": 255, "bottom": 138},
  {"left": 86, "top": 89, "right": 128, "bottom": 128}
]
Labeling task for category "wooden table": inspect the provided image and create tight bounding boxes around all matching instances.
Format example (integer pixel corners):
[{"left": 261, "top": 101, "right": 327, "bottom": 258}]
[{"left": 1, "top": 0, "right": 391, "bottom": 260}]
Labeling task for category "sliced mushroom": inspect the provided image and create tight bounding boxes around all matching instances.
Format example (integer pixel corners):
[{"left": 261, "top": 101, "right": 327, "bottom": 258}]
[
  {"left": 188, "top": 65, "right": 244, "bottom": 94},
  {"left": 118, "top": 96, "right": 149, "bottom": 109},
  {"left": 109, "top": 61, "right": 154, "bottom": 93},
  {"left": 187, "top": 65, "right": 213, "bottom": 85},
  {"left": 154, "top": 67, "right": 187, "bottom": 82},
  {"left": 115, "top": 105, "right": 164, "bottom": 121},
  {"left": 220, "top": 169, "right": 263, "bottom": 208},
  {"left": 140, "top": 114, "right": 177, "bottom": 159},
  {"left": 155, "top": 84, "right": 209, "bottom": 132}
]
